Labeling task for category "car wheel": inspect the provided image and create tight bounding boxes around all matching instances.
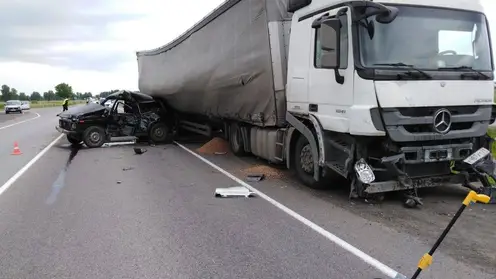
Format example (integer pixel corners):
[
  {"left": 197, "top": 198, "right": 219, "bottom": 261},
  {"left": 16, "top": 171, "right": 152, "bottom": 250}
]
[
  {"left": 5, "top": 111, "right": 8, "bottom": 114},
  {"left": 67, "top": 134, "right": 83, "bottom": 145},
  {"left": 149, "top": 122, "right": 169, "bottom": 143},
  {"left": 82, "top": 126, "right": 106, "bottom": 148}
]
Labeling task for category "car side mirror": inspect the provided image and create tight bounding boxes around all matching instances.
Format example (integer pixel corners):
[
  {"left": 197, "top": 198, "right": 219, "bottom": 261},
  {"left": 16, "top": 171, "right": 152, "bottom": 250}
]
[{"left": 319, "top": 18, "right": 341, "bottom": 69}]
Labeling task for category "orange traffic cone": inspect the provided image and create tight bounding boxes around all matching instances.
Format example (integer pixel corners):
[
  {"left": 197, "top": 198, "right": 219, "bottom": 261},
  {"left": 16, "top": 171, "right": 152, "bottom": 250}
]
[{"left": 11, "top": 142, "right": 22, "bottom": 155}]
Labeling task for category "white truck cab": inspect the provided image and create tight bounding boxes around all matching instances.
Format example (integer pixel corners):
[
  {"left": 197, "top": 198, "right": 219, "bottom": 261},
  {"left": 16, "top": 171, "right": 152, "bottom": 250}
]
[{"left": 284, "top": 0, "right": 494, "bottom": 200}]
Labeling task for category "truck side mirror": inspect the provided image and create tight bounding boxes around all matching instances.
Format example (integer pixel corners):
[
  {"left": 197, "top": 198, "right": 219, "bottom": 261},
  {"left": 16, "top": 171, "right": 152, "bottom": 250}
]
[{"left": 319, "top": 18, "right": 341, "bottom": 69}]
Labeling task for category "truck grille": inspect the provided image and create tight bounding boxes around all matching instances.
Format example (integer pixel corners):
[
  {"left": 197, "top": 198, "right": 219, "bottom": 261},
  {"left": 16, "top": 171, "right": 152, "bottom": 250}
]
[{"left": 381, "top": 105, "right": 491, "bottom": 142}]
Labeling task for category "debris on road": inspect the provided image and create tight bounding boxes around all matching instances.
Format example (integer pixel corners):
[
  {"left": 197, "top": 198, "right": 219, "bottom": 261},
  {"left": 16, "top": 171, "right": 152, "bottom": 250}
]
[
  {"left": 134, "top": 147, "right": 147, "bottom": 155},
  {"left": 122, "top": 167, "right": 134, "bottom": 171},
  {"left": 214, "top": 186, "right": 254, "bottom": 198},
  {"left": 214, "top": 151, "right": 227, "bottom": 155},
  {"left": 241, "top": 165, "right": 284, "bottom": 179},
  {"left": 196, "top": 137, "right": 230, "bottom": 155},
  {"left": 246, "top": 173, "right": 265, "bottom": 182},
  {"left": 117, "top": 181, "right": 122, "bottom": 184}
]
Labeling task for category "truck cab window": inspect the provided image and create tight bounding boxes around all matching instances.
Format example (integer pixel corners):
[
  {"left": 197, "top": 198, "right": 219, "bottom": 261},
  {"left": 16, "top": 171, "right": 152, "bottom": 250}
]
[{"left": 314, "top": 14, "right": 348, "bottom": 69}]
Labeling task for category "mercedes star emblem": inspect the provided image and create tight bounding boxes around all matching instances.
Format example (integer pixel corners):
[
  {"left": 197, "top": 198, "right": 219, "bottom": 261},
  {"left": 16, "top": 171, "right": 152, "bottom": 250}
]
[{"left": 433, "top": 108, "right": 451, "bottom": 134}]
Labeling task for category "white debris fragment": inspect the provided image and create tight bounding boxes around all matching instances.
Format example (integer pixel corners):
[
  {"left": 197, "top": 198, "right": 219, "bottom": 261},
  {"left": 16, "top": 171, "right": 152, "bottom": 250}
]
[{"left": 214, "top": 186, "right": 254, "bottom": 198}]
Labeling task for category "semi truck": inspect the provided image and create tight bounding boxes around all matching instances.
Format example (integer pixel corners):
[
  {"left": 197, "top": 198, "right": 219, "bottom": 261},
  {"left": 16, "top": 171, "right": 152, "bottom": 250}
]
[{"left": 136, "top": 0, "right": 495, "bottom": 205}]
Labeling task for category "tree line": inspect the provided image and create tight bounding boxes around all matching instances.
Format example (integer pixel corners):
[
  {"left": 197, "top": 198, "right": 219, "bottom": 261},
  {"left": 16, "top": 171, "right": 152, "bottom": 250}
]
[{"left": 1, "top": 83, "right": 122, "bottom": 102}]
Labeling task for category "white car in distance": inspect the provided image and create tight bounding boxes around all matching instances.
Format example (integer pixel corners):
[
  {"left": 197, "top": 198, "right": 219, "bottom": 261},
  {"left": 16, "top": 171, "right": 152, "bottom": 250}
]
[
  {"left": 4, "top": 100, "right": 23, "bottom": 114},
  {"left": 21, "top": 101, "right": 30, "bottom": 110}
]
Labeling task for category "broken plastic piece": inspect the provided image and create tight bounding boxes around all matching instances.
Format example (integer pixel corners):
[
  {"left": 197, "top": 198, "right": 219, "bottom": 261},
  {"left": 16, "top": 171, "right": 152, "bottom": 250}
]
[
  {"left": 214, "top": 186, "right": 254, "bottom": 198},
  {"left": 134, "top": 147, "right": 147, "bottom": 154},
  {"left": 246, "top": 174, "right": 265, "bottom": 182},
  {"left": 214, "top": 152, "right": 227, "bottom": 155}
]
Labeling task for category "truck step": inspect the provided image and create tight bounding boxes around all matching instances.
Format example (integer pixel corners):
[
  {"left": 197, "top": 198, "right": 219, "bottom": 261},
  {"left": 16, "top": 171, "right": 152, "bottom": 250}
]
[
  {"left": 328, "top": 139, "right": 351, "bottom": 155},
  {"left": 326, "top": 161, "right": 347, "bottom": 177}
]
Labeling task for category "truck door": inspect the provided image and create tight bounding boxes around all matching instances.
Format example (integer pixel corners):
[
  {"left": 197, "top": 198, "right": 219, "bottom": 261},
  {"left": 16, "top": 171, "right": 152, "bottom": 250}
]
[{"left": 308, "top": 7, "right": 354, "bottom": 133}]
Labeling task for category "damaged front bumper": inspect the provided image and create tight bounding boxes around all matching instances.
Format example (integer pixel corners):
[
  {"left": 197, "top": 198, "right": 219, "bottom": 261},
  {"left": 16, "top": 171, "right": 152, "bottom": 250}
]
[
  {"left": 56, "top": 125, "right": 76, "bottom": 135},
  {"left": 355, "top": 144, "right": 496, "bottom": 203}
]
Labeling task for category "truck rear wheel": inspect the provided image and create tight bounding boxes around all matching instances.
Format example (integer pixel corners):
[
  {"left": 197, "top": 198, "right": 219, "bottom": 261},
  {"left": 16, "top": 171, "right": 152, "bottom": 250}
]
[
  {"left": 229, "top": 123, "right": 246, "bottom": 156},
  {"left": 294, "top": 135, "right": 337, "bottom": 190},
  {"left": 83, "top": 126, "right": 106, "bottom": 148}
]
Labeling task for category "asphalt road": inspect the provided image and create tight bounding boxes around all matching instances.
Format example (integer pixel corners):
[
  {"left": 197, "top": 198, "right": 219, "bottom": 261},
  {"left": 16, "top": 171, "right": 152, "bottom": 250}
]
[
  {"left": 0, "top": 108, "right": 494, "bottom": 279},
  {"left": 0, "top": 107, "right": 62, "bottom": 187}
]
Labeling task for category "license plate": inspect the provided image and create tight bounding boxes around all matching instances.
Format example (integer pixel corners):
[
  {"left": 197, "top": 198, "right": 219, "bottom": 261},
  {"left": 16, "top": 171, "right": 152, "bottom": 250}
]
[{"left": 463, "top": 147, "right": 490, "bottom": 165}]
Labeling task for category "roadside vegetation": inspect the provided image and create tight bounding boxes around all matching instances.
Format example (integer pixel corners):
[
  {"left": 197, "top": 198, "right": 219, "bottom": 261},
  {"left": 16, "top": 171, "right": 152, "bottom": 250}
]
[
  {"left": 0, "top": 100, "right": 86, "bottom": 109},
  {"left": 1, "top": 82, "right": 122, "bottom": 109}
]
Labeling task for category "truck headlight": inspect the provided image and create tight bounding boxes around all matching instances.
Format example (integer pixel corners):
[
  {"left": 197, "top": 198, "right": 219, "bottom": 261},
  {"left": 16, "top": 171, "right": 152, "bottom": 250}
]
[{"left": 354, "top": 158, "right": 376, "bottom": 184}]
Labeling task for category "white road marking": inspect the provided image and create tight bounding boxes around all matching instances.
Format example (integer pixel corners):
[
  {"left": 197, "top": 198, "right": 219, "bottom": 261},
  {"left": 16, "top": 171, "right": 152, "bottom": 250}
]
[
  {"left": 0, "top": 112, "right": 41, "bottom": 130},
  {"left": 0, "top": 134, "right": 64, "bottom": 196},
  {"left": 175, "top": 141, "right": 406, "bottom": 279}
]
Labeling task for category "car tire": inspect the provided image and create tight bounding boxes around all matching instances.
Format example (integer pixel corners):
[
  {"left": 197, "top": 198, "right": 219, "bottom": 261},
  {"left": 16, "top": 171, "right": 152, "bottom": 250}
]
[
  {"left": 67, "top": 134, "right": 83, "bottom": 145},
  {"left": 149, "top": 122, "right": 169, "bottom": 143},
  {"left": 293, "top": 135, "right": 340, "bottom": 190},
  {"left": 82, "top": 126, "right": 106, "bottom": 148}
]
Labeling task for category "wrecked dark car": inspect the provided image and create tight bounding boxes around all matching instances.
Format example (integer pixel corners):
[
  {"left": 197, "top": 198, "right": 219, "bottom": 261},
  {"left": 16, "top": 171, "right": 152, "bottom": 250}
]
[{"left": 56, "top": 90, "right": 171, "bottom": 148}]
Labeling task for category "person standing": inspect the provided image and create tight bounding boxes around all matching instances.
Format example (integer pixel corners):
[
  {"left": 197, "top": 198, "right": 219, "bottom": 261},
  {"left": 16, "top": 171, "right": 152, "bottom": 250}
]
[{"left": 62, "top": 98, "right": 69, "bottom": 111}]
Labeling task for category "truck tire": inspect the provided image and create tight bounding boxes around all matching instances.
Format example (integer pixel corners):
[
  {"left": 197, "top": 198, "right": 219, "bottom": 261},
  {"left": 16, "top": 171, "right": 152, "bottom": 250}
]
[
  {"left": 149, "top": 122, "right": 169, "bottom": 143},
  {"left": 293, "top": 135, "right": 336, "bottom": 190},
  {"left": 67, "top": 134, "right": 83, "bottom": 145},
  {"left": 82, "top": 126, "right": 106, "bottom": 148},
  {"left": 229, "top": 123, "right": 246, "bottom": 156}
]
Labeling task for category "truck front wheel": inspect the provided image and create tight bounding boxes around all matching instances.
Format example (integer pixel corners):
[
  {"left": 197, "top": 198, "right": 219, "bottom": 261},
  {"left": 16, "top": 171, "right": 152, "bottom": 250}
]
[
  {"left": 82, "top": 126, "right": 106, "bottom": 148},
  {"left": 294, "top": 135, "right": 335, "bottom": 190}
]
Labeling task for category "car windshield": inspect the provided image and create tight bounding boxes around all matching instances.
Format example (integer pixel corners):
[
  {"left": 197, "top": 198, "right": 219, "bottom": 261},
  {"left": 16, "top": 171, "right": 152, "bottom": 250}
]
[
  {"left": 358, "top": 6, "right": 492, "bottom": 71},
  {"left": 6, "top": 100, "right": 21, "bottom": 105}
]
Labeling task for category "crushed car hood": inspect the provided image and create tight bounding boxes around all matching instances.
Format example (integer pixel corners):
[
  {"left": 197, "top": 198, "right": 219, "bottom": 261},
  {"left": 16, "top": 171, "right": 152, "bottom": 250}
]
[{"left": 58, "top": 103, "right": 107, "bottom": 118}]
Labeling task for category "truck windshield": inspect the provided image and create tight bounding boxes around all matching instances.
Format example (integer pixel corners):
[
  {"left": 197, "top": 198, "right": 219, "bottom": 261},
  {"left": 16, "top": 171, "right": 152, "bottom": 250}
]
[{"left": 358, "top": 6, "right": 492, "bottom": 71}]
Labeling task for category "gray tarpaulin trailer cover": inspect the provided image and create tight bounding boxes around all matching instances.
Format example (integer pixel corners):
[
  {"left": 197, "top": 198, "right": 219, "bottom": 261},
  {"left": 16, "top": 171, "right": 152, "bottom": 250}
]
[{"left": 136, "top": 0, "right": 291, "bottom": 127}]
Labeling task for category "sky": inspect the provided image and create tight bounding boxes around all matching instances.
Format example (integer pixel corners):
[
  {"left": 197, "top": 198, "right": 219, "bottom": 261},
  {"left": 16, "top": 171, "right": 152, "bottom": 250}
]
[{"left": 0, "top": 0, "right": 494, "bottom": 95}]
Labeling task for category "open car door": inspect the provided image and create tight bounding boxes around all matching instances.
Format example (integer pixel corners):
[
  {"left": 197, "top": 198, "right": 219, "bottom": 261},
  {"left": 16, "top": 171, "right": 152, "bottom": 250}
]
[{"left": 108, "top": 100, "right": 140, "bottom": 137}]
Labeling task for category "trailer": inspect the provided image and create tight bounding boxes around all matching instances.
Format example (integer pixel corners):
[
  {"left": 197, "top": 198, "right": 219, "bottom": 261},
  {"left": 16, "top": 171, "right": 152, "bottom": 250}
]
[{"left": 137, "top": 0, "right": 495, "bottom": 206}]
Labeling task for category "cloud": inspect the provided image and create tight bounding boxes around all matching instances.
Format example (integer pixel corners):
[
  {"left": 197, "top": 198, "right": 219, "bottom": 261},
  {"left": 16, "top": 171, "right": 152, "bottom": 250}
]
[
  {"left": 0, "top": 0, "right": 494, "bottom": 94},
  {"left": 0, "top": 0, "right": 145, "bottom": 71}
]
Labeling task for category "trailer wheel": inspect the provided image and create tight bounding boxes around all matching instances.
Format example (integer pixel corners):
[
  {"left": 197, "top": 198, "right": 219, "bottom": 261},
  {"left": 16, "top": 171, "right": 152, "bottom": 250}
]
[
  {"left": 229, "top": 123, "right": 246, "bottom": 156},
  {"left": 83, "top": 126, "right": 106, "bottom": 148},
  {"left": 294, "top": 135, "right": 338, "bottom": 189}
]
